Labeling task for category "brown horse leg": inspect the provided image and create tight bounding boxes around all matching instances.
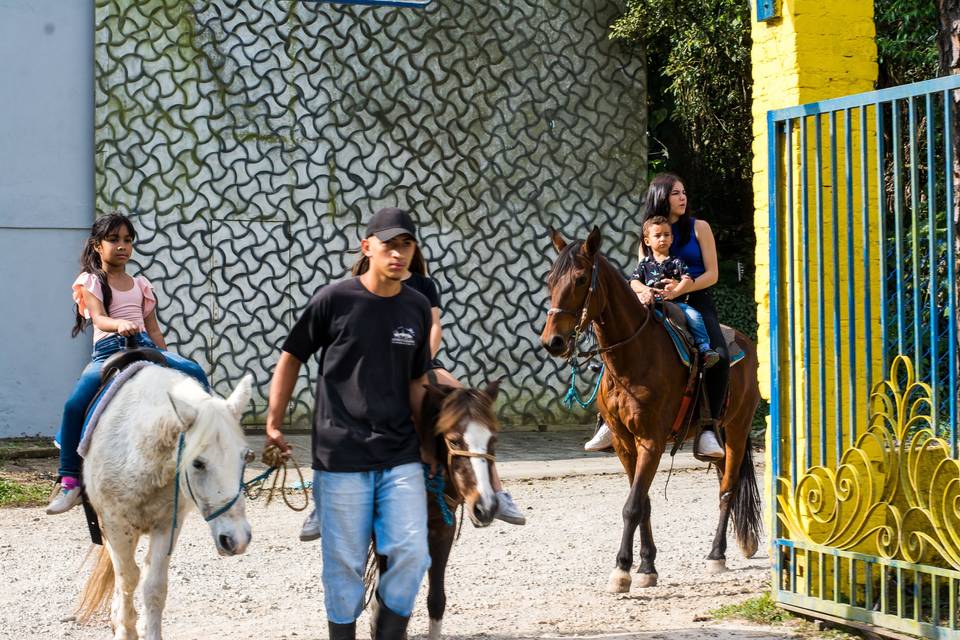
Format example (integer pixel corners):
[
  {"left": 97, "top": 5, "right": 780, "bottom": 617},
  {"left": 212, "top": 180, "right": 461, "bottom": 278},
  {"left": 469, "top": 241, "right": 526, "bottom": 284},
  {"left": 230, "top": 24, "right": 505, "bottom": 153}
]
[
  {"left": 706, "top": 437, "right": 743, "bottom": 572},
  {"left": 608, "top": 439, "right": 660, "bottom": 592},
  {"left": 426, "top": 508, "right": 455, "bottom": 640}
]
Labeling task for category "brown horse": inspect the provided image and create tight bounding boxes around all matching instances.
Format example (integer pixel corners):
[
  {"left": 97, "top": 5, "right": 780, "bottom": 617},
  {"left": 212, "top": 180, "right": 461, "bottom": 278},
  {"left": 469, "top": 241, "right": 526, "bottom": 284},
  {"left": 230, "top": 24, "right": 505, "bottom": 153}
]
[
  {"left": 371, "top": 380, "right": 502, "bottom": 640},
  {"left": 540, "top": 228, "right": 762, "bottom": 591}
]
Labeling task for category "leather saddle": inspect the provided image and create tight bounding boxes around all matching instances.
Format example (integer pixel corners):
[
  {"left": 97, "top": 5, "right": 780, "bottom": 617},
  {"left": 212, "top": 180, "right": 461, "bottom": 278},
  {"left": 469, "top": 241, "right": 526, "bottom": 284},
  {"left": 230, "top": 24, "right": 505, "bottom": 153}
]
[{"left": 99, "top": 347, "right": 167, "bottom": 384}]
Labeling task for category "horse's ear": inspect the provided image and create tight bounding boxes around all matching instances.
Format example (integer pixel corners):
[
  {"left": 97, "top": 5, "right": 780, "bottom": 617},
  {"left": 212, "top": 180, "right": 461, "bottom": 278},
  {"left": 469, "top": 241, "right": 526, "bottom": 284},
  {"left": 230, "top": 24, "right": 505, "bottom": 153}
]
[
  {"left": 549, "top": 228, "right": 567, "bottom": 253},
  {"left": 424, "top": 382, "right": 455, "bottom": 400},
  {"left": 582, "top": 226, "right": 602, "bottom": 258},
  {"left": 226, "top": 374, "right": 254, "bottom": 420},
  {"left": 168, "top": 385, "right": 198, "bottom": 431},
  {"left": 482, "top": 378, "right": 503, "bottom": 402}
]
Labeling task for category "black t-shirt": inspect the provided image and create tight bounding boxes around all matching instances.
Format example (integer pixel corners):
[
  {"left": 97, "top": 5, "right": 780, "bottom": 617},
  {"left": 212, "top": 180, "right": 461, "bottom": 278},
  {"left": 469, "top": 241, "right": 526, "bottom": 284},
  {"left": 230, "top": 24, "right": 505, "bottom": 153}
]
[
  {"left": 281, "top": 277, "right": 432, "bottom": 472},
  {"left": 403, "top": 272, "right": 441, "bottom": 309}
]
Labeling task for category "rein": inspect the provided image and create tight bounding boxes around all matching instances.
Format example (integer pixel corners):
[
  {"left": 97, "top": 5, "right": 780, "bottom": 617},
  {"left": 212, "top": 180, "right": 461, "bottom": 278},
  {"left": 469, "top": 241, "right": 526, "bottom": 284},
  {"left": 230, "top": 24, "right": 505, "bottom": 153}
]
[{"left": 242, "top": 445, "right": 310, "bottom": 512}]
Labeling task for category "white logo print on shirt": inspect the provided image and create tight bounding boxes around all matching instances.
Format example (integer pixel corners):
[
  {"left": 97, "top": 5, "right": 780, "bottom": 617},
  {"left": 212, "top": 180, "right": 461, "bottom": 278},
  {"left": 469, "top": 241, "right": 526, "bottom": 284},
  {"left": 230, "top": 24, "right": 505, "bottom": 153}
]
[{"left": 391, "top": 326, "right": 417, "bottom": 346}]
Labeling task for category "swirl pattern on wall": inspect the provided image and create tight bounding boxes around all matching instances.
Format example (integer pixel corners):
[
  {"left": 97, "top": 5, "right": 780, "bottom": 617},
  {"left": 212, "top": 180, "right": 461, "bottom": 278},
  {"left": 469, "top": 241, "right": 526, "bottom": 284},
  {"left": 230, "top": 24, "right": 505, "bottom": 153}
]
[{"left": 94, "top": 0, "right": 647, "bottom": 426}]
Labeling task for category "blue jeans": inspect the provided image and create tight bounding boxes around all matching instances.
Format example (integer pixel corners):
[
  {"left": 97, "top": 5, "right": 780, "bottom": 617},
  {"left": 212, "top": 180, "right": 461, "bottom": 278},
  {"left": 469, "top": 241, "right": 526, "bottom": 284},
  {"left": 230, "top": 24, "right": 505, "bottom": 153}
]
[
  {"left": 676, "top": 302, "right": 711, "bottom": 351},
  {"left": 56, "top": 332, "right": 209, "bottom": 478},
  {"left": 314, "top": 462, "right": 430, "bottom": 623}
]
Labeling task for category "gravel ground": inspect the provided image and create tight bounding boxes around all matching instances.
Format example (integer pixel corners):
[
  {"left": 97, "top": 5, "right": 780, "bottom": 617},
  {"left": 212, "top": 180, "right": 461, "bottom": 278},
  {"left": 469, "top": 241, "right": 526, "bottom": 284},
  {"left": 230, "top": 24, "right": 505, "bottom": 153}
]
[{"left": 0, "top": 452, "right": 812, "bottom": 640}]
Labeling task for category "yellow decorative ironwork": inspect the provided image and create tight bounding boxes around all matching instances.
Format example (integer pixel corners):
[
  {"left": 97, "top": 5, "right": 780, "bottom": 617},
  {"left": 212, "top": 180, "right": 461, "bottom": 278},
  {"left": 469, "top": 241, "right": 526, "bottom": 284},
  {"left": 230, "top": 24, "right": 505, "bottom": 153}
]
[{"left": 778, "top": 355, "right": 960, "bottom": 569}]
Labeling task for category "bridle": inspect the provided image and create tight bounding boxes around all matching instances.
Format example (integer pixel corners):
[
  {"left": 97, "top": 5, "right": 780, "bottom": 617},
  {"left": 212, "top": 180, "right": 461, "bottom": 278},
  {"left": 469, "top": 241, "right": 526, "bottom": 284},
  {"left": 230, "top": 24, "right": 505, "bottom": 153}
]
[
  {"left": 169, "top": 431, "right": 254, "bottom": 554},
  {"left": 546, "top": 250, "right": 652, "bottom": 361},
  {"left": 443, "top": 435, "right": 496, "bottom": 501},
  {"left": 546, "top": 253, "right": 601, "bottom": 338}
]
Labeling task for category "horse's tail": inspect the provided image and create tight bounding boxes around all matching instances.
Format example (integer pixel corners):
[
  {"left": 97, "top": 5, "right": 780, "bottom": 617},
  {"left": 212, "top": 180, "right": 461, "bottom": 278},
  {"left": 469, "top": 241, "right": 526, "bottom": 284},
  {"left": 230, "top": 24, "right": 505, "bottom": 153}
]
[
  {"left": 731, "top": 445, "right": 763, "bottom": 558},
  {"left": 76, "top": 544, "right": 114, "bottom": 622}
]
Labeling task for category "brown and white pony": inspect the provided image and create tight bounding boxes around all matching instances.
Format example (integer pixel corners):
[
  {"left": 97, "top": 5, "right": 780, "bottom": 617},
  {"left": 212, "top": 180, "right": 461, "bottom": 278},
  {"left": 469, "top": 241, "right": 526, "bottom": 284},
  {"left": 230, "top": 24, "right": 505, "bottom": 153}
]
[
  {"left": 540, "top": 228, "right": 762, "bottom": 591},
  {"left": 371, "top": 380, "right": 502, "bottom": 640}
]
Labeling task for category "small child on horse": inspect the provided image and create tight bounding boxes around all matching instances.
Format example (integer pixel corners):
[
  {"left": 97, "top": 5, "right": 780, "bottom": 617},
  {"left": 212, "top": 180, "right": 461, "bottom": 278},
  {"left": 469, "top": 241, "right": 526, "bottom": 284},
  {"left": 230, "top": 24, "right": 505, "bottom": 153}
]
[
  {"left": 46, "top": 213, "right": 209, "bottom": 516},
  {"left": 630, "top": 216, "right": 720, "bottom": 368}
]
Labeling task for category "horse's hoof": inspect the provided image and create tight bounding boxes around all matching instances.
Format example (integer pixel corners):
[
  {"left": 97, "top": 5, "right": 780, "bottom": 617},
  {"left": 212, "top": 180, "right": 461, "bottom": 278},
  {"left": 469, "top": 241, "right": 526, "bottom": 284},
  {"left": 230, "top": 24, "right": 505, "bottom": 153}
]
[
  {"left": 607, "top": 568, "right": 632, "bottom": 593},
  {"left": 739, "top": 537, "right": 759, "bottom": 559},
  {"left": 428, "top": 618, "right": 442, "bottom": 640},
  {"left": 706, "top": 559, "right": 727, "bottom": 574},
  {"left": 635, "top": 572, "right": 658, "bottom": 588}
]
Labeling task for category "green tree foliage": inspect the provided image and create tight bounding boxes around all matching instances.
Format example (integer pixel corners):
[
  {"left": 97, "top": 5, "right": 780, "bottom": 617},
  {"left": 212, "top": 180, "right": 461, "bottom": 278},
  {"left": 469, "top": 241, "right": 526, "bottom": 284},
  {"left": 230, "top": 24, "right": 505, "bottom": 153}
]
[
  {"left": 875, "top": 0, "right": 939, "bottom": 88},
  {"left": 610, "top": 0, "right": 754, "bottom": 260}
]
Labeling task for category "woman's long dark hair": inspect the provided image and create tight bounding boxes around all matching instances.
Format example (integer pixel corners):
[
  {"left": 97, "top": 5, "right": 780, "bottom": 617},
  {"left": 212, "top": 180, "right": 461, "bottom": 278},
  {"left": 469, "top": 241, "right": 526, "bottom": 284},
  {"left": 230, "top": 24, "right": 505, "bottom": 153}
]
[
  {"left": 351, "top": 244, "right": 427, "bottom": 277},
  {"left": 640, "top": 173, "right": 692, "bottom": 256},
  {"left": 71, "top": 213, "right": 137, "bottom": 337}
]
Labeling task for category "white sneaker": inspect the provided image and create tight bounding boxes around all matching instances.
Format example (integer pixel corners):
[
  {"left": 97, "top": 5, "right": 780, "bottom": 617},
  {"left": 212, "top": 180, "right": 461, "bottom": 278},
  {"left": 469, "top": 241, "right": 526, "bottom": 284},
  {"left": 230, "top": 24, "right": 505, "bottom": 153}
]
[
  {"left": 299, "top": 508, "right": 320, "bottom": 542},
  {"left": 584, "top": 423, "right": 613, "bottom": 451},
  {"left": 697, "top": 430, "right": 724, "bottom": 458},
  {"left": 46, "top": 483, "right": 82, "bottom": 515},
  {"left": 494, "top": 490, "right": 526, "bottom": 525}
]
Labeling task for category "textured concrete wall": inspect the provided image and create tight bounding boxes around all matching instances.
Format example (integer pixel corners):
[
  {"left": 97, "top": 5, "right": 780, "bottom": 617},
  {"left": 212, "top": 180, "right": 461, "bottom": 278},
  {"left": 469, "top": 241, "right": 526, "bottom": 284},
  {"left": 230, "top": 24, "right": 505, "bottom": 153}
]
[
  {"left": 0, "top": 1, "right": 93, "bottom": 437},
  {"left": 93, "top": 0, "right": 649, "bottom": 427}
]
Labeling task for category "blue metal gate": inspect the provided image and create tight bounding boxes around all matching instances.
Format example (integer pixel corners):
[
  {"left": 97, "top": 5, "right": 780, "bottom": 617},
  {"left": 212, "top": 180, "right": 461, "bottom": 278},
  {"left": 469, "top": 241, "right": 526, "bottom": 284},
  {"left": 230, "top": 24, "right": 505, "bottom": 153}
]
[{"left": 769, "top": 75, "right": 960, "bottom": 637}]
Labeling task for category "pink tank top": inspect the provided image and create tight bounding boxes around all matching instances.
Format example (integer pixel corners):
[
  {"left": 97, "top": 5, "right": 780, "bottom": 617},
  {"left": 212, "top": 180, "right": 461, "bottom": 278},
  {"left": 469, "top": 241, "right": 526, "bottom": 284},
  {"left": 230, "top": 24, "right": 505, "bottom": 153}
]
[{"left": 72, "top": 273, "right": 157, "bottom": 344}]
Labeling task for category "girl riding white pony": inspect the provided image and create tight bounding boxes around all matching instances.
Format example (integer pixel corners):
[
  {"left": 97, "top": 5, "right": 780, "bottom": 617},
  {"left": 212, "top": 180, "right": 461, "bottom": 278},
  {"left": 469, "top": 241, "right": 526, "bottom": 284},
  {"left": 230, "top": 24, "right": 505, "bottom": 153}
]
[{"left": 78, "top": 365, "right": 254, "bottom": 640}]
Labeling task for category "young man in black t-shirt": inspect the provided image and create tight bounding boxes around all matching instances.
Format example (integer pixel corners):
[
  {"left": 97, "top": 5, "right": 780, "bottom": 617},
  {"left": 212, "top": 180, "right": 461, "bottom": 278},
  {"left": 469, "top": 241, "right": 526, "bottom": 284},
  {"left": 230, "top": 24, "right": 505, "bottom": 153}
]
[{"left": 265, "top": 207, "right": 432, "bottom": 640}]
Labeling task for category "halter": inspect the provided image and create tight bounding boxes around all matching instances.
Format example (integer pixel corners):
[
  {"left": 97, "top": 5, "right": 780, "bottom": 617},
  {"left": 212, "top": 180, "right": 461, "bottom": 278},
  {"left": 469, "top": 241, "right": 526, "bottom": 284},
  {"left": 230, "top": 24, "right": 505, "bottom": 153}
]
[
  {"left": 441, "top": 435, "right": 497, "bottom": 504},
  {"left": 546, "top": 253, "right": 601, "bottom": 337},
  {"left": 446, "top": 446, "right": 496, "bottom": 469},
  {"left": 168, "top": 431, "right": 254, "bottom": 555}
]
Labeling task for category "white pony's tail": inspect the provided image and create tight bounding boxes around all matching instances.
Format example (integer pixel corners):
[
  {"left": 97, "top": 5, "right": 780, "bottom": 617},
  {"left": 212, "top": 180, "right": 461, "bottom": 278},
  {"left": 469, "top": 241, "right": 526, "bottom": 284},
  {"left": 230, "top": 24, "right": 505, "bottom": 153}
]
[{"left": 76, "top": 544, "right": 114, "bottom": 622}]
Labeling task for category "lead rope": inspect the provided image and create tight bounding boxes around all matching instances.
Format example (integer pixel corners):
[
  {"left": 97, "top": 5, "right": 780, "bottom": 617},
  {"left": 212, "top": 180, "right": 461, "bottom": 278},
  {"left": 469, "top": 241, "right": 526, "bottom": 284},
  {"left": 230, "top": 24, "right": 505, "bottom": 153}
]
[
  {"left": 563, "top": 361, "right": 605, "bottom": 409},
  {"left": 168, "top": 432, "right": 186, "bottom": 555},
  {"left": 243, "top": 445, "right": 310, "bottom": 511}
]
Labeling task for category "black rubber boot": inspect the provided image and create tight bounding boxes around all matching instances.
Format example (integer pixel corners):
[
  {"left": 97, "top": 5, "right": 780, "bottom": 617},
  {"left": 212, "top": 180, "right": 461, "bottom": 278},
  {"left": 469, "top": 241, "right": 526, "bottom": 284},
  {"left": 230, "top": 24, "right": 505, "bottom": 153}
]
[
  {"left": 373, "top": 597, "right": 410, "bottom": 640},
  {"left": 328, "top": 620, "right": 356, "bottom": 640}
]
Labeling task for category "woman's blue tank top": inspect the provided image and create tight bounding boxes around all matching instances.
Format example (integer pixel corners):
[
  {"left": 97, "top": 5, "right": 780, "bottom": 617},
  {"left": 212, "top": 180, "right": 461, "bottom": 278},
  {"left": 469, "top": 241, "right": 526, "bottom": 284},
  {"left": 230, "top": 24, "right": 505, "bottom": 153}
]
[{"left": 670, "top": 216, "right": 706, "bottom": 278}]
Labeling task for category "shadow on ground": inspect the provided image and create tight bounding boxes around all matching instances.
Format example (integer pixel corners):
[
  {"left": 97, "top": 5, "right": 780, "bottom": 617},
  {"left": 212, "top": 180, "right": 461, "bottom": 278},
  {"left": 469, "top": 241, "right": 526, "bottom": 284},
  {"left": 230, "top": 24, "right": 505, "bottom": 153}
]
[{"left": 423, "top": 629, "right": 795, "bottom": 640}]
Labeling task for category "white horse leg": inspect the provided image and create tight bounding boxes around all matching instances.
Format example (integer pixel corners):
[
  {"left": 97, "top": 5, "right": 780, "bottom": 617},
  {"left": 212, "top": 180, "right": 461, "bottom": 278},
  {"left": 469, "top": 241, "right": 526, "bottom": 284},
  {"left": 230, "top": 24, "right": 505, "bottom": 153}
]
[
  {"left": 142, "top": 526, "right": 176, "bottom": 640},
  {"left": 105, "top": 527, "right": 140, "bottom": 640}
]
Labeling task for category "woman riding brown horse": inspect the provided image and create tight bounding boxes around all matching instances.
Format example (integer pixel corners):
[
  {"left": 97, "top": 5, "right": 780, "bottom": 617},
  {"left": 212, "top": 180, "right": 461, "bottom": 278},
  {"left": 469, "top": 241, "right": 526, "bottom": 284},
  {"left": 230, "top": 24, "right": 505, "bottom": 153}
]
[{"left": 541, "top": 227, "right": 762, "bottom": 591}]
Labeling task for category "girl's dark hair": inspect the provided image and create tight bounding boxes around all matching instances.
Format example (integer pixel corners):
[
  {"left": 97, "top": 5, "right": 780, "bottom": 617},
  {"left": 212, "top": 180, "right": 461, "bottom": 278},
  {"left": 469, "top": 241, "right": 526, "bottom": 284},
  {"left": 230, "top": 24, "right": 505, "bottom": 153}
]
[
  {"left": 71, "top": 213, "right": 137, "bottom": 337},
  {"left": 351, "top": 244, "right": 427, "bottom": 277},
  {"left": 640, "top": 173, "right": 691, "bottom": 256}
]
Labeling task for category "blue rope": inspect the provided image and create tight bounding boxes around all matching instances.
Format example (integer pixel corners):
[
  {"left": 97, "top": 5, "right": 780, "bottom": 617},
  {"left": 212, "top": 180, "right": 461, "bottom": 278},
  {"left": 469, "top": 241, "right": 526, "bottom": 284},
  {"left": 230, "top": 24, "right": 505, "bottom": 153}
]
[
  {"left": 423, "top": 465, "right": 455, "bottom": 526},
  {"left": 563, "top": 362, "right": 605, "bottom": 410},
  {"left": 242, "top": 467, "right": 277, "bottom": 493},
  {"left": 168, "top": 432, "right": 186, "bottom": 555}
]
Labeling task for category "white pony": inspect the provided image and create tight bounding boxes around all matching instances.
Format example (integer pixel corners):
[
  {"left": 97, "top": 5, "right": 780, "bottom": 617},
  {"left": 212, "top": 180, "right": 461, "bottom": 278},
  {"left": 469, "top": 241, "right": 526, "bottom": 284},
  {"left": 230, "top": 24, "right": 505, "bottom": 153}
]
[{"left": 77, "top": 365, "right": 254, "bottom": 640}]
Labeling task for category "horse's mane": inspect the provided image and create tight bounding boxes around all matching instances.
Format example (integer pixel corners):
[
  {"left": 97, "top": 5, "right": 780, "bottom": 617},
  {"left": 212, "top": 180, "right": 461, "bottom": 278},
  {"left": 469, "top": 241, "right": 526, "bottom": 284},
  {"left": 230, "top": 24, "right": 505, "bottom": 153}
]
[{"left": 435, "top": 388, "right": 499, "bottom": 435}]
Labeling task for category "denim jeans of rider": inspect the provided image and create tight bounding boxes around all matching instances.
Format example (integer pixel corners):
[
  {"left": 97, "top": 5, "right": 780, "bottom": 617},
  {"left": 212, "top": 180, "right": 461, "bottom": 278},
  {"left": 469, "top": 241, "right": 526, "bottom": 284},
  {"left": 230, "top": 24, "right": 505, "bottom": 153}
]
[
  {"left": 314, "top": 462, "right": 430, "bottom": 623},
  {"left": 675, "top": 302, "right": 711, "bottom": 351},
  {"left": 56, "top": 332, "right": 209, "bottom": 478}
]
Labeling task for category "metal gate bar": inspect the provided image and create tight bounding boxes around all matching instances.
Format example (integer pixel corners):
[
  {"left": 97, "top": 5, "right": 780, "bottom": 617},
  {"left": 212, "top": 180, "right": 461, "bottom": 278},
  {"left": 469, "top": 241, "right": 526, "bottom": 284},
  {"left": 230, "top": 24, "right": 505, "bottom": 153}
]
[{"left": 769, "top": 75, "right": 960, "bottom": 638}]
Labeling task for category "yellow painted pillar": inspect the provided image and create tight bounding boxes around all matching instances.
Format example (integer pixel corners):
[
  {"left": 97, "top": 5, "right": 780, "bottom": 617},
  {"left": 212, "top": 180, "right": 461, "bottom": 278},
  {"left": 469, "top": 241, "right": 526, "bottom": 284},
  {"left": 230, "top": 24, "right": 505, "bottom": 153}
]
[{"left": 751, "top": 0, "right": 878, "bottom": 543}]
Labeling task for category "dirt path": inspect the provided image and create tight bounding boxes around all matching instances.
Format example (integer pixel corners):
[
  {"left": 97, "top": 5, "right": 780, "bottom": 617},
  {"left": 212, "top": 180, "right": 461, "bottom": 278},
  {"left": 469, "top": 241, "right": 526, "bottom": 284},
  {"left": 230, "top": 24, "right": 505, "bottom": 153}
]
[{"left": 0, "top": 446, "right": 809, "bottom": 640}]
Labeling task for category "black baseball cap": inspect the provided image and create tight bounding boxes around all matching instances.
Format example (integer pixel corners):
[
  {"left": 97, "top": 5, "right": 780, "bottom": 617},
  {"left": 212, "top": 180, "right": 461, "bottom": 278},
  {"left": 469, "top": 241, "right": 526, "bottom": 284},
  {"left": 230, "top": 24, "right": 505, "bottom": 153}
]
[{"left": 365, "top": 207, "right": 417, "bottom": 242}]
